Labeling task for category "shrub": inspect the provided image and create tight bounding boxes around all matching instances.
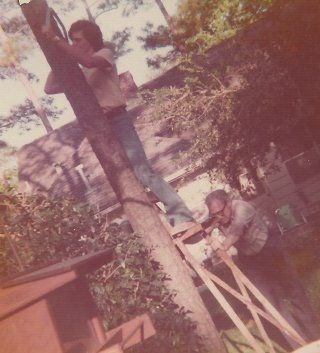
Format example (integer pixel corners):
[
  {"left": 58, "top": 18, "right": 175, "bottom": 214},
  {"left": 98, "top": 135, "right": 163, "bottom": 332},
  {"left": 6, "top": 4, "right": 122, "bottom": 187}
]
[{"left": 0, "top": 184, "right": 206, "bottom": 353}]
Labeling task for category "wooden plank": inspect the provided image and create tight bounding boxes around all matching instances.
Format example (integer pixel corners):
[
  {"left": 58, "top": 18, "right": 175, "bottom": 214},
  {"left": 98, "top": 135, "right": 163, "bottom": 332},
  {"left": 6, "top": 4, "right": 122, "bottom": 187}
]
[
  {"left": 0, "top": 299, "right": 64, "bottom": 353},
  {"left": 178, "top": 223, "right": 204, "bottom": 241},
  {"left": 177, "top": 240, "right": 265, "bottom": 353},
  {"left": 98, "top": 314, "right": 156, "bottom": 351},
  {"left": 291, "top": 340, "right": 320, "bottom": 353},
  {"left": 203, "top": 268, "right": 295, "bottom": 333},
  {"left": 178, "top": 232, "right": 305, "bottom": 349},
  {"left": 99, "top": 344, "right": 124, "bottom": 353},
  {"left": 0, "top": 271, "right": 77, "bottom": 319},
  {"left": 1, "top": 248, "right": 113, "bottom": 288},
  {"left": 232, "top": 269, "right": 276, "bottom": 353},
  {"left": 0, "top": 258, "right": 61, "bottom": 285},
  {"left": 216, "top": 249, "right": 306, "bottom": 346}
]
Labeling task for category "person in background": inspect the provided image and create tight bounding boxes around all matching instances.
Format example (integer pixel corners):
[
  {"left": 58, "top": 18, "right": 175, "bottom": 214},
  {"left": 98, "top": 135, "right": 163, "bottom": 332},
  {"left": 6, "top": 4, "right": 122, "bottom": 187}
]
[
  {"left": 205, "top": 189, "right": 319, "bottom": 349},
  {"left": 42, "top": 20, "right": 195, "bottom": 231}
]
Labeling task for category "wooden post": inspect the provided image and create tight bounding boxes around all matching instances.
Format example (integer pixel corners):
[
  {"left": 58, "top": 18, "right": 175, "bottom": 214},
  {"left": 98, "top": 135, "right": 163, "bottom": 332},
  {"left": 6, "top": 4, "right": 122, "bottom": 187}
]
[
  {"left": 177, "top": 240, "right": 265, "bottom": 353},
  {"left": 203, "top": 267, "right": 297, "bottom": 334},
  {"left": 216, "top": 249, "right": 306, "bottom": 346},
  {"left": 232, "top": 269, "right": 276, "bottom": 353}
]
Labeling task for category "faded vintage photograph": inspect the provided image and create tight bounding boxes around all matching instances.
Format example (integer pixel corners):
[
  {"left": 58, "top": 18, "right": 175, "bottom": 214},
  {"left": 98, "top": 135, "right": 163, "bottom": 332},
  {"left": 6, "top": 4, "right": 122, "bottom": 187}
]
[{"left": 0, "top": 1, "right": 320, "bottom": 352}]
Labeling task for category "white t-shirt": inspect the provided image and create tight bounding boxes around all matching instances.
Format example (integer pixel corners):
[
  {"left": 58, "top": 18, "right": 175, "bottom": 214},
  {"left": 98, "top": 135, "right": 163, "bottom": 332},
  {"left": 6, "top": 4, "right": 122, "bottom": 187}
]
[
  {"left": 82, "top": 48, "right": 126, "bottom": 112},
  {"left": 221, "top": 200, "right": 269, "bottom": 255}
]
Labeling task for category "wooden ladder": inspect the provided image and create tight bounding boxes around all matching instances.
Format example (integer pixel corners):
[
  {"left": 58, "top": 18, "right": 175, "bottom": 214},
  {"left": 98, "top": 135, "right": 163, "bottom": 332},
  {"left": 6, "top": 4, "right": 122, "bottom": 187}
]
[{"left": 167, "top": 222, "right": 307, "bottom": 353}]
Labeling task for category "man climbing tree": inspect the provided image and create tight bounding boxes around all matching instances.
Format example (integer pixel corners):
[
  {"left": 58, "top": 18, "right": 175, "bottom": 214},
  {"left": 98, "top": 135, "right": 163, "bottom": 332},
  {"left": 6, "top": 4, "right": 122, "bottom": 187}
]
[{"left": 43, "top": 19, "right": 195, "bottom": 232}]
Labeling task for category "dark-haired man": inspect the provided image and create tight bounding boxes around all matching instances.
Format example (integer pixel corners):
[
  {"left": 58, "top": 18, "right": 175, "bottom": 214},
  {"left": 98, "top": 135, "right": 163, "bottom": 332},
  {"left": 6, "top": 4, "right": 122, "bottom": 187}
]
[
  {"left": 43, "top": 20, "right": 195, "bottom": 229},
  {"left": 205, "top": 189, "right": 319, "bottom": 349}
]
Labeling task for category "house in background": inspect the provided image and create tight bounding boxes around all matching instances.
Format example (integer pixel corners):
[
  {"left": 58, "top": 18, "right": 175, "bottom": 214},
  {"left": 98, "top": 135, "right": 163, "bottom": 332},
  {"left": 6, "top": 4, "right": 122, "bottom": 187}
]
[
  {"left": 17, "top": 76, "right": 320, "bottom": 227},
  {"left": 252, "top": 128, "right": 320, "bottom": 228},
  {"left": 17, "top": 119, "right": 320, "bottom": 229},
  {"left": 18, "top": 96, "right": 196, "bottom": 222}
]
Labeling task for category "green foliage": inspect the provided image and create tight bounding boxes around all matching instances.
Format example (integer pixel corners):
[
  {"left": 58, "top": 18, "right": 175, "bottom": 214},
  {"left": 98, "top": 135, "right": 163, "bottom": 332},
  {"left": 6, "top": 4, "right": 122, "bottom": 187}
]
[
  {"left": 90, "top": 224, "right": 205, "bottom": 353},
  {"left": 0, "top": 6, "right": 62, "bottom": 133},
  {"left": 0, "top": 190, "right": 99, "bottom": 275},
  {"left": 0, "top": 184, "right": 206, "bottom": 353},
  {"left": 0, "top": 142, "right": 17, "bottom": 187},
  {"left": 138, "top": 0, "right": 285, "bottom": 66},
  {"left": 0, "top": 12, "right": 35, "bottom": 75},
  {"left": 0, "top": 96, "right": 64, "bottom": 135},
  {"left": 141, "top": 0, "right": 320, "bottom": 186},
  {"left": 141, "top": 46, "right": 303, "bottom": 186},
  {"left": 109, "top": 27, "right": 133, "bottom": 59}
]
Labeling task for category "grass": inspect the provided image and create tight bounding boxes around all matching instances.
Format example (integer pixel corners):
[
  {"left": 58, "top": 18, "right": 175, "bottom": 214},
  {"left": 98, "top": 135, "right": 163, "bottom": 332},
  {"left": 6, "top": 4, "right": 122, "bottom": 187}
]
[{"left": 222, "top": 325, "right": 287, "bottom": 353}]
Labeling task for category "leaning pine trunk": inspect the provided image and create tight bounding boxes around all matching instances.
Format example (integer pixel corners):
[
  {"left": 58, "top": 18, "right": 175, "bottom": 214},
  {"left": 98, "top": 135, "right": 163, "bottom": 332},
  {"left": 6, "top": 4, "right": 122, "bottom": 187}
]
[{"left": 20, "top": 1, "right": 227, "bottom": 352}]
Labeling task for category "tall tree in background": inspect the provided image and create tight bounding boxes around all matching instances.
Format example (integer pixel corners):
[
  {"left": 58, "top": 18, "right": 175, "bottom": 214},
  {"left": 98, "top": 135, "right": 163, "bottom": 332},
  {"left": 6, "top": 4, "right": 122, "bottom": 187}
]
[
  {"left": 80, "top": 0, "right": 95, "bottom": 23},
  {"left": 48, "top": 0, "right": 132, "bottom": 58},
  {"left": 50, "top": 0, "right": 173, "bottom": 52},
  {"left": 139, "top": 0, "right": 281, "bottom": 67},
  {"left": 0, "top": 22, "right": 54, "bottom": 133},
  {"left": 0, "top": 5, "right": 61, "bottom": 134}
]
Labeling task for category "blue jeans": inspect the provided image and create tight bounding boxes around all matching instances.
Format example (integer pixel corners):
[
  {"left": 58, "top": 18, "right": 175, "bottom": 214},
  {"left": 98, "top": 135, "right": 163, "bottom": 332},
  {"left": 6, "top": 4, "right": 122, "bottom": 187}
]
[{"left": 110, "top": 111, "right": 194, "bottom": 225}]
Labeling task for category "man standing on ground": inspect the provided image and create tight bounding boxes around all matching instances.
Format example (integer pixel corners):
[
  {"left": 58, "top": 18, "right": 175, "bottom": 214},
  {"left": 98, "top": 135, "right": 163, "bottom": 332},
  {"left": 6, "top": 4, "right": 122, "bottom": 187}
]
[
  {"left": 42, "top": 20, "right": 195, "bottom": 230},
  {"left": 205, "top": 189, "right": 319, "bottom": 349}
]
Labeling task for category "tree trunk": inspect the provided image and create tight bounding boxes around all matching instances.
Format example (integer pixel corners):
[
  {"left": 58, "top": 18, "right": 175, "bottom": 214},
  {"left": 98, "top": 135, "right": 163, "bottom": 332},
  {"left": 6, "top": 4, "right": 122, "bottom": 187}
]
[
  {"left": 20, "top": 2, "right": 226, "bottom": 352},
  {"left": 154, "top": 0, "right": 172, "bottom": 28},
  {"left": 80, "top": 0, "right": 95, "bottom": 23},
  {"left": 154, "top": 0, "right": 182, "bottom": 51},
  {"left": 0, "top": 24, "right": 53, "bottom": 134}
]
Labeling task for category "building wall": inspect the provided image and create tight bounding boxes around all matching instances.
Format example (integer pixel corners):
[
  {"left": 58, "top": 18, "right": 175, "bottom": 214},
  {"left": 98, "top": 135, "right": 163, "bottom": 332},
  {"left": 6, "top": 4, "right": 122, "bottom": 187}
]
[
  {"left": 17, "top": 111, "right": 192, "bottom": 216},
  {"left": 252, "top": 145, "right": 320, "bottom": 223},
  {"left": 18, "top": 120, "right": 320, "bottom": 226}
]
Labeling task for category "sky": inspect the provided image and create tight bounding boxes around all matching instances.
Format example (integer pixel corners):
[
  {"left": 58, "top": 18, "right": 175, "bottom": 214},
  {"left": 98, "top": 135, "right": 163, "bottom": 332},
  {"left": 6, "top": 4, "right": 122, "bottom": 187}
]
[{"left": 0, "top": 0, "right": 179, "bottom": 149}]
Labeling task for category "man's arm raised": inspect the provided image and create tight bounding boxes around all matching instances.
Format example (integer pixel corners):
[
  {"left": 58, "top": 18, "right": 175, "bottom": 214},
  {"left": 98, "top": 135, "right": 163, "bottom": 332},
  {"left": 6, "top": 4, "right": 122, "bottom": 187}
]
[
  {"left": 41, "top": 25, "right": 112, "bottom": 69},
  {"left": 52, "top": 38, "right": 111, "bottom": 69}
]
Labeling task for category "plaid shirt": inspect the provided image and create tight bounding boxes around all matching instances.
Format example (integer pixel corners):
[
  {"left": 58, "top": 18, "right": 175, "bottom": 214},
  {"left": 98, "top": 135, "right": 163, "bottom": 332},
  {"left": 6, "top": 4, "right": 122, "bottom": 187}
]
[{"left": 221, "top": 200, "right": 268, "bottom": 255}]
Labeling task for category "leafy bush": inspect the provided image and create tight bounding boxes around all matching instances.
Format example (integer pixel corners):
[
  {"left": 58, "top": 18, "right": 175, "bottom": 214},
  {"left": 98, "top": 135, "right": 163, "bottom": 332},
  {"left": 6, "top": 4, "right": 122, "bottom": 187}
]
[
  {"left": 90, "top": 224, "right": 206, "bottom": 353},
  {"left": 141, "top": 0, "right": 320, "bottom": 192},
  {"left": 0, "top": 188, "right": 101, "bottom": 276},
  {"left": 139, "top": 0, "right": 279, "bottom": 67},
  {"left": 141, "top": 47, "right": 302, "bottom": 189},
  {"left": 0, "top": 184, "right": 206, "bottom": 353}
]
